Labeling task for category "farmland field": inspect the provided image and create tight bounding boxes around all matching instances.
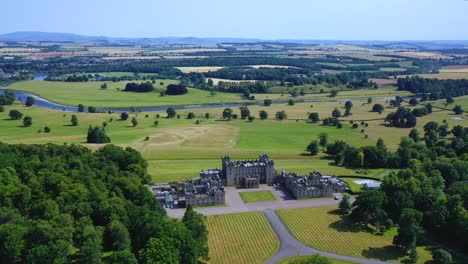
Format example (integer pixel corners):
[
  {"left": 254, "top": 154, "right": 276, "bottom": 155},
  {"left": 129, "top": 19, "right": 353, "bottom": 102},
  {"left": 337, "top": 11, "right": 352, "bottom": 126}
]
[
  {"left": 206, "top": 212, "right": 279, "bottom": 264},
  {"left": 277, "top": 206, "right": 433, "bottom": 263},
  {"left": 239, "top": 191, "right": 277, "bottom": 203},
  {"left": 176, "top": 66, "right": 225, "bottom": 73}
]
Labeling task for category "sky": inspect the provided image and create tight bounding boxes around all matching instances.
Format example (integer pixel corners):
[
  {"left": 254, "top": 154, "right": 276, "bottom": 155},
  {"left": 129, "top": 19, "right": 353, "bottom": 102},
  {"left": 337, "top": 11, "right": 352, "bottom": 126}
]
[{"left": 2, "top": 0, "right": 468, "bottom": 40}]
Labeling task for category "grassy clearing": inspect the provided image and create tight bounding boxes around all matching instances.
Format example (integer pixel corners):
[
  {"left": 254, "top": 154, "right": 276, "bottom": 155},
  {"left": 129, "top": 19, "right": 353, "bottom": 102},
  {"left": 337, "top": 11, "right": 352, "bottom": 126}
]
[
  {"left": 176, "top": 66, "right": 225, "bottom": 73},
  {"left": 277, "top": 206, "right": 433, "bottom": 263},
  {"left": 206, "top": 212, "right": 279, "bottom": 264},
  {"left": 239, "top": 191, "right": 277, "bottom": 203}
]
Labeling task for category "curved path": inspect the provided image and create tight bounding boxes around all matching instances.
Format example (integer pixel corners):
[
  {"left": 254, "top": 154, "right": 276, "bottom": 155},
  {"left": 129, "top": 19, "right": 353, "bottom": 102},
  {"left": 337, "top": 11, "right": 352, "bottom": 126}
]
[
  {"left": 263, "top": 209, "right": 390, "bottom": 264},
  {"left": 1, "top": 88, "right": 412, "bottom": 113}
]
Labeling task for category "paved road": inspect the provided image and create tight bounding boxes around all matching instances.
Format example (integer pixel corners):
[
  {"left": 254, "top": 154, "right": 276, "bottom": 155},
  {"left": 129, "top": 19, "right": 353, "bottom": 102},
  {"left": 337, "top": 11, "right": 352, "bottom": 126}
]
[{"left": 263, "top": 209, "right": 391, "bottom": 264}]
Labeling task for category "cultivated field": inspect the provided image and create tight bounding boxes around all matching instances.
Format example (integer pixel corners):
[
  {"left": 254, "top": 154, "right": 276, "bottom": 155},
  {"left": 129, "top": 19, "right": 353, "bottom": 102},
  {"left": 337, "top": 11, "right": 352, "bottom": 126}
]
[
  {"left": 277, "top": 206, "right": 433, "bottom": 263},
  {"left": 176, "top": 66, "right": 225, "bottom": 73},
  {"left": 400, "top": 72, "right": 468, "bottom": 79},
  {"left": 239, "top": 191, "right": 277, "bottom": 203},
  {"left": 206, "top": 212, "right": 279, "bottom": 264}
]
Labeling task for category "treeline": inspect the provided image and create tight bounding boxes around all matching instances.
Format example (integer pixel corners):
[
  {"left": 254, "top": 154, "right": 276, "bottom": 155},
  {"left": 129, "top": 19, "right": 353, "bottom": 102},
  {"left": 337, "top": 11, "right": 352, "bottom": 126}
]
[
  {"left": 0, "top": 143, "right": 208, "bottom": 263},
  {"left": 123, "top": 82, "right": 155, "bottom": 93},
  {"left": 0, "top": 92, "right": 15, "bottom": 105},
  {"left": 398, "top": 76, "right": 468, "bottom": 99},
  {"left": 329, "top": 122, "right": 468, "bottom": 251}
]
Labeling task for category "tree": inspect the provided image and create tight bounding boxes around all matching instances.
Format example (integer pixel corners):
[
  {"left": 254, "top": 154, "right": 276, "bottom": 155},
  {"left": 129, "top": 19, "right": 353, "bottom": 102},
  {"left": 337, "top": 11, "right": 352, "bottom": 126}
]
[
  {"left": 78, "top": 225, "right": 102, "bottom": 264},
  {"left": 275, "top": 110, "right": 287, "bottom": 120},
  {"left": 109, "top": 250, "right": 137, "bottom": 264},
  {"left": 100, "top": 83, "right": 108, "bottom": 89},
  {"left": 264, "top": 99, "right": 272, "bottom": 106},
  {"left": 124, "top": 82, "right": 154, "bottom": 93},
  {"left": 120, "top": 112, "right": 129, "bottom": 121},
  {"left": 44, "top": 126, "right": 51, "bottom": 133},
  {"left": 9, "top": 109, "right": 23, "bottom": 120},
  {"left": 351, "top": 190, "right": 387, "bottom": 228},
  {"left": 372, "top": 104, "right": 384, "bottom": 114},
  {"left": 393, "top": 208, "right": 424, "bottom": 252},
  {"left": 187, "top": 112, "right": 196, "bottom": 119},
  {"left": 289, "top": 254, "right": 332, "bottom": 264},
  {"left": 139, "top": 237, "right": 179, "bottom": 264},
  {"left": 105, "top": 220, "right": 130, "bottom": 251},
  {"left": 432, "top": 249, "right": 452, "bottom": 264},
  {"left": 306, "top": 141, "right": 320, "bottom": 156},
  {"left": 87, "top": 126, "right": 111, "bottom": 143},
  {"left": 409, "top": 98, "right": 418, "bottom": 106},
  {"left": 166, "top": 108, "right": 176, "bottom": 118},
  {"left": 259, "top": 110, "right": 268, "bottom": 120},
  {"left": 182, "top": 205, "right": 209, "bottom": 260},
  {"left": 239, "top": 106, "right": 250, "bottom": 120},
  {"left": 153, "top": 121, "right": 159, "bottom": 127},
  {"left": 308, "top": 112, "right": 320, "bottom": 123},
  {"left": 88, "top": 106, "right": 97, "bottom": 113},
  {"left": 453, "top": 105, "right": 463, "bottom": 114},
  {"left": 166, "top": 84, "right": 188, "bottom": 95},
  {"left": 0, "top": 106, "right": 4, "bottom": 112},
  {"left": 446, "top": 97, "right": 454, "bottom": 104},
  {"left": 332, "top": 108, "right": 341, "bottom": 118},
  {"left": 368, "top": 97, "right": 373, "bottom": 104},
  {"left": 408, "top": 129, "right": 420, "bottom": 142},
  {"left": 71, "top": 115, "right": 79, "bottom": 126},
  {"left": 0, "top": 224, "right": 27, "bottom": 264},
  {"left": 330, "top": 90, "right": 338, "bottom": 97},
  {"left": 205, "top": 113, "right": 209, "bottom": 119},
  {"left": 288, "top": 99, "right": 295, "bottom": 106},
  {"left": 339, "top": 194, "right": 352, "bottom": 214},
  {"left": 77, "top": 104, "right": 85, "bottom": 112},
  {"left": 25, "top": 96, "right": 35, "bottom": 107},
  {"left": 131, "top": 117, "right": 138, "bottom": 127},
  {"left": 222, "top": 108, "right": 233, "bottom": 120},
  {"left": 23, "top": 116, "right": 32, "bottom": 127},
  {"left": 345, "top": 101, "right": 353, "bottom": 109},
  {"left": 318, "top": 133, "right": 328, "bottom": 150},
  {"left": 409, "top": 248, "right": 419, "bottom": 263},
  {"left": 207, "top": 79, "right": 214, "bottom": 87}
]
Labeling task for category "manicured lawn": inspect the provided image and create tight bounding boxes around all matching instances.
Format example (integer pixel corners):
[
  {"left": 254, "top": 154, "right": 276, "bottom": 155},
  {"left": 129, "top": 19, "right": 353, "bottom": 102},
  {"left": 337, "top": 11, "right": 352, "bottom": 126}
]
[
  {"left": 239, "top": 191, "right": 277, "bottom": 203},
  {"left": 277, "top": 206, "right": 433, "bottom": 263},
  {"left": 206, "top": 212, "right": 279, "bottom": 264}
]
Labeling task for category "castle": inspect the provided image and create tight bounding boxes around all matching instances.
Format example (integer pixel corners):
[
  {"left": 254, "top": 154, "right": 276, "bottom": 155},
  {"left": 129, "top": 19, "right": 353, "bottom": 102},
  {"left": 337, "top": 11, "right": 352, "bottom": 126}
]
[
  {"left": 282, "top": 171, "right": 349, "bottom": 199},
  {"left": 149, "top": 154, "right": 349, "bottom": 208}
]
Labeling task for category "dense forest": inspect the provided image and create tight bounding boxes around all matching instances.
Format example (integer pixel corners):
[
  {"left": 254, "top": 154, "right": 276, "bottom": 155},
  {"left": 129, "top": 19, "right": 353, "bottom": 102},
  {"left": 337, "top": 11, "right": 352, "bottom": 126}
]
[
  {"left": 398, "top": 76, "right": 468, "bottom": 99},
  {"left": 324, "top": 122, "right": 468, "bottom": 253},
  {"left": 0, "top": 143, "right": 208, "bottom": 264}
]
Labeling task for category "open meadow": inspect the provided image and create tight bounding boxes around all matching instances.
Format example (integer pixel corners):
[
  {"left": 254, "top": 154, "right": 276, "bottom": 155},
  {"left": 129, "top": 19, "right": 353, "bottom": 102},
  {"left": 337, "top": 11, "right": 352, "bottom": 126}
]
[
  {"left": 0, "top": 93, "right": 465, "bottom": 184},
  {"left": 277, "top": 206, "right": 433, "bottom": 263},
  {"left": 206, "top": 212, "right": 279, "bottom": 264}
]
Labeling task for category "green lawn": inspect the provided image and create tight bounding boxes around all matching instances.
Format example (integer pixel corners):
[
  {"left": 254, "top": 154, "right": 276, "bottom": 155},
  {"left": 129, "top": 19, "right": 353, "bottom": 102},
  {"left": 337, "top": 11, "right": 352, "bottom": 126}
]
[
  {"left": 206, "top": 212, "right": 279, "bottom": 264},
  {"left": 277, "top": 206, "right": 433, "bottom": 263},
  {"left": 239, "top": 191, "right": 277, "bottom": 203}
]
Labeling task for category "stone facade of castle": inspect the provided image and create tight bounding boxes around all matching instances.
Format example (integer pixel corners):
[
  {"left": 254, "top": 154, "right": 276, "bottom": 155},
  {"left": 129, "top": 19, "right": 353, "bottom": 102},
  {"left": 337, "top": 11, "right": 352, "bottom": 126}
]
[
  {"left": 282, "top": 171, "right": 349, "bottom": 199},
  {"left": 148, "top": 173, "right": 225, "bottom": 208}
]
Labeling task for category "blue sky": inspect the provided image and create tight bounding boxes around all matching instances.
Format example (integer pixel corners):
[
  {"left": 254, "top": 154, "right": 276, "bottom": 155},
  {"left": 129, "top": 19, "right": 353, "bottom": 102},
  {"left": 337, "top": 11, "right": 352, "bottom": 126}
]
[{"left": 2, "top": 0, "right": 468, "bottom": 40}]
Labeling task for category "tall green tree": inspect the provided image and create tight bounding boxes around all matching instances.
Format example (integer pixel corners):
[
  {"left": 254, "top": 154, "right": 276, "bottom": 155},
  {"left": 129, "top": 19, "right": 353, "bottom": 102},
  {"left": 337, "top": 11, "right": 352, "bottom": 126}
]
[
  {"left": 393, "top": 208, "right": 424, "bottom": 252},
  {"left": 182, "top": 205, "right": 209, "bottom": 261}
]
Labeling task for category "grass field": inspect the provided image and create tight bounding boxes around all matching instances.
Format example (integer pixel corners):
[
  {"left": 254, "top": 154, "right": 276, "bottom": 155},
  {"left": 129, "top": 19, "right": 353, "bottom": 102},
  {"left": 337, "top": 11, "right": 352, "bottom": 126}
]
[
  {"left": 206, "top": 212, "right": 279, "bottom": 264},
  {"left": 400, "top": 72, "right": 468, "bottom": 80},
  {"left": 239, "top": 191, "right": 277, "bottom": 203},
  {"left": 1, "top": 94, "right": 465, "bottom": 184},
  {"left": 277, "top": 206, "right": 433, "bottom": 263},
  {"left": 176, "top": 66, "right": 225, "bottom": 73}
]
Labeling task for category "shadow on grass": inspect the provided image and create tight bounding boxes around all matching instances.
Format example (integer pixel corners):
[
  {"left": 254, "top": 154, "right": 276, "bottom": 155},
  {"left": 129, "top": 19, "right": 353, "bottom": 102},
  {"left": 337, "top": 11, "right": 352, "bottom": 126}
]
[{"left": 362, "top": 246, "right": 405, "bottom": 261}]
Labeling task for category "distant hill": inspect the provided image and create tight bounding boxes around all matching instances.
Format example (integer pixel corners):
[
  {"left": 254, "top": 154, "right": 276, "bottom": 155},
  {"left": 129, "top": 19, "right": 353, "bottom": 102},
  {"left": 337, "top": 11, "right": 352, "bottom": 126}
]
[{"left": 0, "top": 31, "right": 467, "bottom": 47}]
